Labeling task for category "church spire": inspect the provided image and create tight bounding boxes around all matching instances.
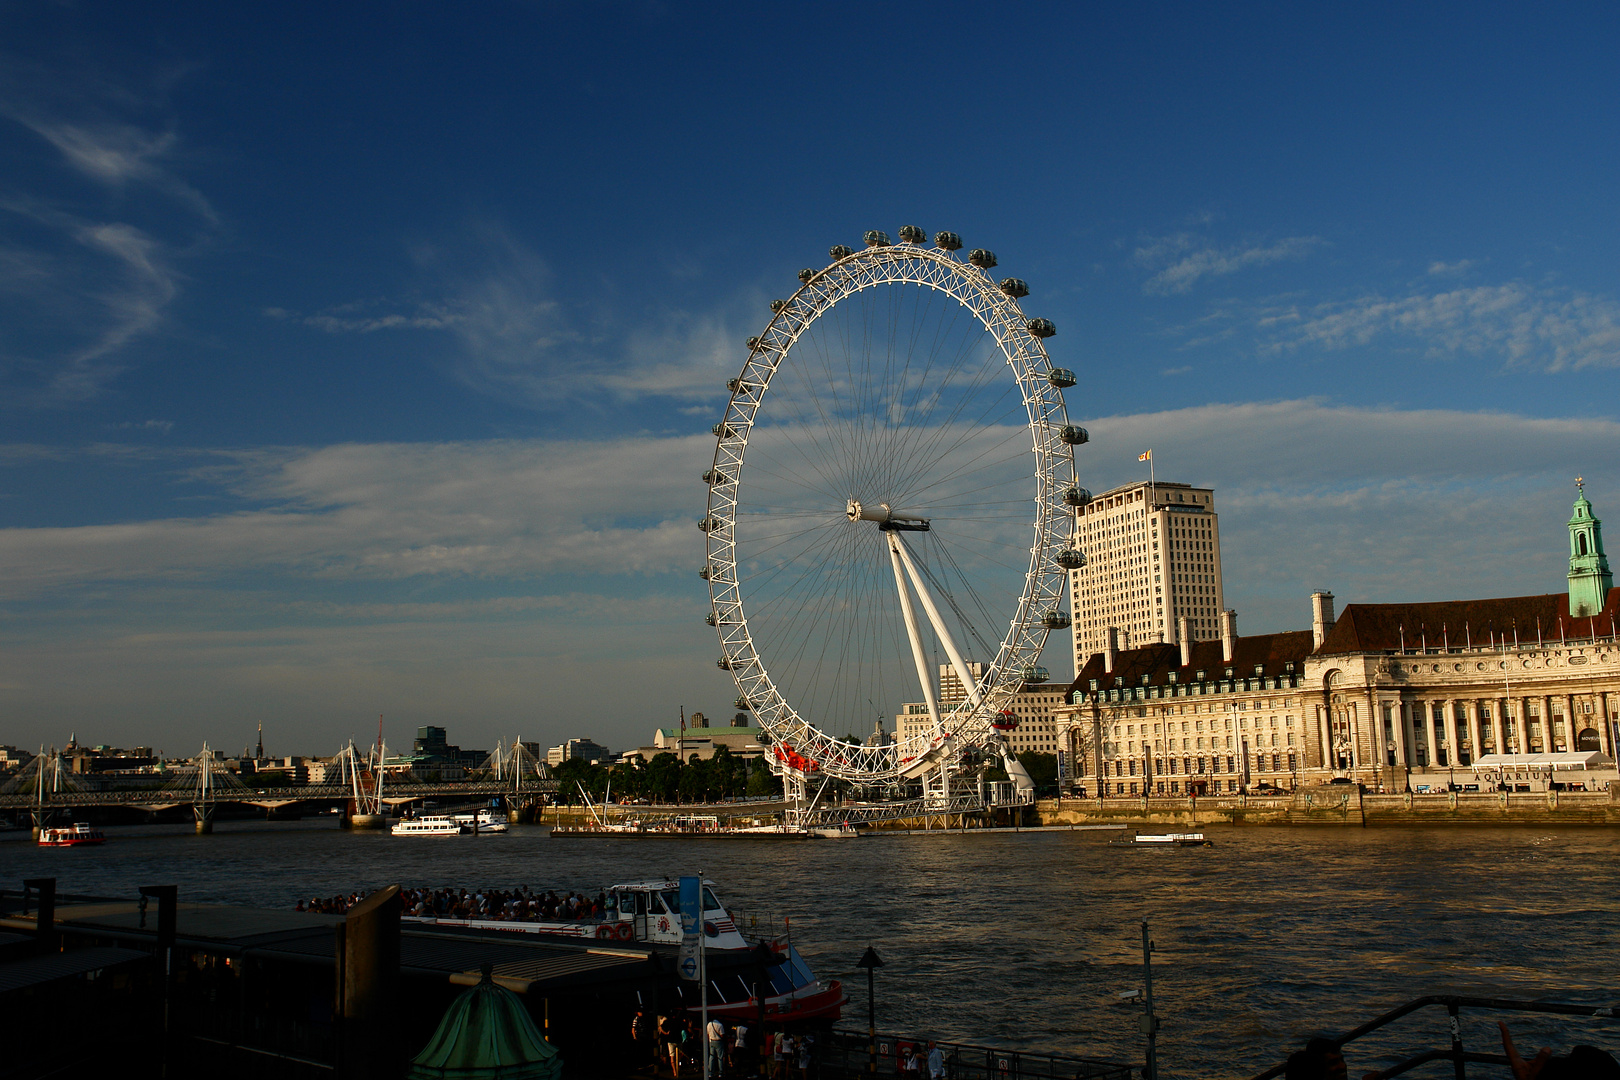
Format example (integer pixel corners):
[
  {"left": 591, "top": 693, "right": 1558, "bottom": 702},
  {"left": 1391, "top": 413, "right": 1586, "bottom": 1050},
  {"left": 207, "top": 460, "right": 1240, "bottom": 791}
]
[
  {"left": 1568, "top": 477, "right": 1612, "bottom": 616},
  {"left": 256, "top": 720, "right": 264, "bottom": 761}
]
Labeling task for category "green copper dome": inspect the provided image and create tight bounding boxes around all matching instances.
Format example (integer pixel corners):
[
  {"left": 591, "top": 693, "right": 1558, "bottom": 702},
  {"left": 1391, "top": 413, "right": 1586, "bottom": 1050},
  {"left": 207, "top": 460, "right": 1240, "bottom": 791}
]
[{"left": 407, "top": 968, "right": 563, "bottom": 1080}]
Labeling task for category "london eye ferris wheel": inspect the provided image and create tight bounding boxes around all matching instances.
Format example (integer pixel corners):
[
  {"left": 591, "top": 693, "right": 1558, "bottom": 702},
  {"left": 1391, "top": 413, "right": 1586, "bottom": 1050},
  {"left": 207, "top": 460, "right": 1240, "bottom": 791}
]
[{"left": 700, "top": 227, "right": 1090, "bottom": 800}]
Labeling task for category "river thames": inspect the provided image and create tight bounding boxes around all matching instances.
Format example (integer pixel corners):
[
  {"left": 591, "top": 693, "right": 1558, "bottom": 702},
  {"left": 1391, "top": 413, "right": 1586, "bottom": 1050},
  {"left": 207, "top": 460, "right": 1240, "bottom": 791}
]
[{"left": 7, "top": 821, "right": 1619, "bottom": 1078}]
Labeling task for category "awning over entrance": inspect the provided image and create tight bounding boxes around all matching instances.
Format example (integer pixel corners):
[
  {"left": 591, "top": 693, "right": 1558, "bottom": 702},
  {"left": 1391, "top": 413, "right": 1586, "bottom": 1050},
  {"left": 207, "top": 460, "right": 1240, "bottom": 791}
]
[{"left": 1471, "top": 752, "right": 1609, "bottom": 771}]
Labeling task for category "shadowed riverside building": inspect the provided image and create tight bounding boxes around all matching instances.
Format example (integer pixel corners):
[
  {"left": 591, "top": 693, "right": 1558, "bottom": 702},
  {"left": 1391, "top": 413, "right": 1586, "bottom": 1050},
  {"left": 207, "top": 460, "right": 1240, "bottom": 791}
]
[{"left": 1057, "top": 482, "right": 1620, "bottom": 796}]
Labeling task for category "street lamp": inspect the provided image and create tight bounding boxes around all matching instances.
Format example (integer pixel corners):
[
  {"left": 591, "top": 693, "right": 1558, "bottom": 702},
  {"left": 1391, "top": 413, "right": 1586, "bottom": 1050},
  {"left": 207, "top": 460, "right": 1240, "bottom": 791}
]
[
  {"left": 856, "top": 946, "right": 884, "bottom": 1075},
  {"left": 752, "top": 940, "right": 774, "bottom": 1079}
]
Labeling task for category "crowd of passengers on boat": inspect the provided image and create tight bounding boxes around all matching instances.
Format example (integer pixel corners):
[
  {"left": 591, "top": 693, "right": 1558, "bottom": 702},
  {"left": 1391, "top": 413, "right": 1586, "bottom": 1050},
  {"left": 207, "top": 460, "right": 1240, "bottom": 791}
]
[{"left": 295, "top": 885, "right": 615, "bottom": 922}]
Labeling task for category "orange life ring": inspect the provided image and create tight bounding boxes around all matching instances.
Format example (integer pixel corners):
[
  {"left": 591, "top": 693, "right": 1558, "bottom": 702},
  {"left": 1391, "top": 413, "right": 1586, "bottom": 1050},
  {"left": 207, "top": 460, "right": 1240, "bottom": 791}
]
[
  {"left": 616, "top": 922, "right": 634, "bottom": 941},
  {"left": 596, "top": 923, "right": 615, "bottom": 939}
]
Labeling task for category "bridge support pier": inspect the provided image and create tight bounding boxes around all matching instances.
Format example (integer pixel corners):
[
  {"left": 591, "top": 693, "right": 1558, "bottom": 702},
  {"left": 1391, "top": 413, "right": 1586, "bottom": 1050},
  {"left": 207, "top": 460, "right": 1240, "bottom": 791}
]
[
  {"left": 29, "top": 808, "right": 57, "bottom": 840},
  {"left": 194, "top": 803, "right": 214, "bottom": 834}
]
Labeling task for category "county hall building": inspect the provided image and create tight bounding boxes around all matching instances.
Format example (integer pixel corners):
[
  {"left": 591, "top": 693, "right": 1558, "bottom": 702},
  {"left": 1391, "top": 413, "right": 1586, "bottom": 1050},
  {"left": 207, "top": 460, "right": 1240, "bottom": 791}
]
[{"left": 1056, "top": 483, "right": 1620, "bottom": 796}]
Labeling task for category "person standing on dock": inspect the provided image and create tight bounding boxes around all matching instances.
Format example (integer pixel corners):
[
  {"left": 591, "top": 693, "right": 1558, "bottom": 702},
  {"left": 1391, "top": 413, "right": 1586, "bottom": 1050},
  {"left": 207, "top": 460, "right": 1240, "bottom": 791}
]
[
  {"left": 707, "top": 1016, "right": 727, "bottom": 1078},
  {"left": 927, "top": 1042, "right": 944, "bottom": 1080}
]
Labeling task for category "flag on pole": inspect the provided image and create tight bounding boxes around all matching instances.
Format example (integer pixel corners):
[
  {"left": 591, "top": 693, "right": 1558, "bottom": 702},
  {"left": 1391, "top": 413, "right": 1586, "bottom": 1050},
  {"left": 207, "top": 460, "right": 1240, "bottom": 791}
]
[{"left": 1138, "top": 450, "right": 1152, "bottom": 462}]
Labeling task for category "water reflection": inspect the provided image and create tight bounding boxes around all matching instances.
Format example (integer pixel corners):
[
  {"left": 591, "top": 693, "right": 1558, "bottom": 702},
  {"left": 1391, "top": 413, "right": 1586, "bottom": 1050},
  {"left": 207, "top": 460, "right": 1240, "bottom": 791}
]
[{"left": 6, "top": 822, "right": 1618, "bottom": 1078}]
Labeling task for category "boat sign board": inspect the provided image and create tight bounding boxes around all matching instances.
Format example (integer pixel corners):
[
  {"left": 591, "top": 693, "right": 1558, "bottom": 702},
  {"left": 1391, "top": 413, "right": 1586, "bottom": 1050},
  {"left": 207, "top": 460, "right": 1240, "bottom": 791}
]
[
  {"left": 678, "top": 939, "right": 700, "bottom": 982},
  {"left": 678, "top": 875, "right": 701, "bottom": 935}
]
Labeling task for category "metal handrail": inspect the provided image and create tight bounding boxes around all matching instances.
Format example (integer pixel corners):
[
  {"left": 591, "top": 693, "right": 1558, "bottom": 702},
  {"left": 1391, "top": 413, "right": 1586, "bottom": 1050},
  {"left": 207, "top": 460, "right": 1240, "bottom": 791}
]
[{"left": 1250, "top": 995, "right": 1620, "bottom": 1080}]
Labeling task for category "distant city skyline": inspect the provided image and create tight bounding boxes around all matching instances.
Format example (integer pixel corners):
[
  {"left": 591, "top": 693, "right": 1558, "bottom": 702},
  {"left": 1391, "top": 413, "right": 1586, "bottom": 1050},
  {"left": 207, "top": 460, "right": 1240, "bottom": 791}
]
[{"left": 3, "top": 3, "right": 1620, "bottom": 754}]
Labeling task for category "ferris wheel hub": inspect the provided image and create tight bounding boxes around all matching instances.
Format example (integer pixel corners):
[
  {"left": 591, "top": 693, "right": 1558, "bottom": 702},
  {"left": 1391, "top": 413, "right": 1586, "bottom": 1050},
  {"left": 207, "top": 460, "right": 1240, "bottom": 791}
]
[{"left": 846, "top": 499, "right": 930, "bottom": 531}]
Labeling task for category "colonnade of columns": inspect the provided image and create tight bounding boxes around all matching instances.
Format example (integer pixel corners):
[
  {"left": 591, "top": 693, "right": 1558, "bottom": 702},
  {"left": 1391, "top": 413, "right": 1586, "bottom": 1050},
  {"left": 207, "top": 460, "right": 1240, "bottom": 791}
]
[{"left": 1369, "top": 690, "right": 1614, "bottom": 772}]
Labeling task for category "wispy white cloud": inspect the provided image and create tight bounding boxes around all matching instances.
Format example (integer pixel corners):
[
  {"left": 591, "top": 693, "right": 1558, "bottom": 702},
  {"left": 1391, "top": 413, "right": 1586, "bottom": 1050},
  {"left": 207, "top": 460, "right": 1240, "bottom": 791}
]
[
  {"left": 272, "top": 227, "right": 741, "bottom": 406},
  {"left": 15, "top": 119, "right": 216, "bottom": 224},
  {"left": 1259, "top": 283, "right": 1620, "bottom": 371},
  {"left": 0, "top": 94, "right": 215, "bottom": 400},
  {"left": 1427, "top": 259, "right": 1475, "bottom": 277},
  {"left": 1134, "top": 232, "right": 1323, "bottom": 294},
  {"left": 0, "top": 434, "right": 715, "bottom": 597}
]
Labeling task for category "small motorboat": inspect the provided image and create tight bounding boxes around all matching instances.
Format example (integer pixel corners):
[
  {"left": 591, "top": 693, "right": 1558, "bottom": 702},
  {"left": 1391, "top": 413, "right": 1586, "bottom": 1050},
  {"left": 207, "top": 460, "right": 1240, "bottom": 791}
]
[
  {"left": 38, "top": 822, "right": 105, "bottom": 847},
  {"left": 1110, "top": 831, "right": 1214, "bottom": 847}
]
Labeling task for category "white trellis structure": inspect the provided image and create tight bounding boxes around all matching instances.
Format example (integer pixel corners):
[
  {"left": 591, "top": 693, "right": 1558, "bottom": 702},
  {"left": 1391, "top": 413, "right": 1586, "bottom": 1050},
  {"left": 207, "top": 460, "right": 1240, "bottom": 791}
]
[
  {"left": 336, "top": 739, "right": 386, "bottom": 816},
  {"left": 702, "top": 230, "right": 1087, "bottom": 810}
]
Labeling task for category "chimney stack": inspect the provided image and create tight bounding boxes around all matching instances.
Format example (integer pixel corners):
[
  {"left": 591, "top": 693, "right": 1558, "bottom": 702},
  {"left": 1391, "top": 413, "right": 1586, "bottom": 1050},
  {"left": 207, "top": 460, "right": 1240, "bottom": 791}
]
[
  {"left": 1104, "top": 626, "right": 1117, "bottom": 674},
  {"left": 1155, "top": 628, "right": 1165, "bottom": 644},
  {"left": 1220, "top": 609, "right": 1237, "bottom": 663},
  {"left": 1178, "top": 616, "right": 1192, "bottom": 668},
  {"left": 1311, "top": 591, "right": 1337, "bottom": 649}
]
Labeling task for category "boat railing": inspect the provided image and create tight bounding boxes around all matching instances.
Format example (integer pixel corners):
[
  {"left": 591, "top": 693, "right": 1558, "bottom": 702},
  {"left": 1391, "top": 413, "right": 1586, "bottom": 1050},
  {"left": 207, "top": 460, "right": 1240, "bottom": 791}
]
[
  {"left": 728, "top": 909, "right": 787, "bottom": 944},
  {"left": 1250, "top": 995, "right": 1620, "bottom": 1079},
  {"left": 818, "top": 1028, "right": 1132, "bottom": 1080}
]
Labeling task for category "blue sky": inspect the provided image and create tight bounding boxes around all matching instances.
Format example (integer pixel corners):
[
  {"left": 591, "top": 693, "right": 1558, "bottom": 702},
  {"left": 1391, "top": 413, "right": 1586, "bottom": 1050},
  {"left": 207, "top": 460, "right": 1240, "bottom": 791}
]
[{"left": 3, "top": 2, "right": 1619, "bottom": 757}]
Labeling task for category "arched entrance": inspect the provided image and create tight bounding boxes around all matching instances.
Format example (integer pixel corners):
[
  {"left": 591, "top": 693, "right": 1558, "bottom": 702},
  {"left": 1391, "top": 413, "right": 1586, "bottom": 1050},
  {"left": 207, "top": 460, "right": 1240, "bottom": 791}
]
[{"left": 1577, "top": 727, "right": 1601, "bottom": 752}]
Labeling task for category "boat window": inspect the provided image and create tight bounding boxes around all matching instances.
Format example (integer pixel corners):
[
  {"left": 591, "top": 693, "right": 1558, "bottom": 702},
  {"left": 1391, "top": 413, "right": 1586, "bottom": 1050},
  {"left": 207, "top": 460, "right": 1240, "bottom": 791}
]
[
  {"left": 660, "top": 890, "right": 682, "bottom": 915},
  {"left": 702, "top": 887, "right": 723, "bottom": 912}
]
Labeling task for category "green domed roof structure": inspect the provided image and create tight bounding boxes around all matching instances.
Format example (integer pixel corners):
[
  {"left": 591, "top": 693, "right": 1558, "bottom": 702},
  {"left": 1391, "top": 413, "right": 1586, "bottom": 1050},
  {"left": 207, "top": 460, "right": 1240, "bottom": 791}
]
[{"left": 407, "top": 968, "right": 563, "bottom": 1080}]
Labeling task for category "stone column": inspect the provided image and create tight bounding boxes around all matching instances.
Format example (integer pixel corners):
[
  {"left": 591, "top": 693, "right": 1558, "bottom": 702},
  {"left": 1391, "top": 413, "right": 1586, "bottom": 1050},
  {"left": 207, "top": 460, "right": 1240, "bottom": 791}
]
[
  {"left": 1390, "top": 699, "right": 1409, "bottom": 769},
  {"left": 1601, "top": 692, "right": 1615, "bottom": 758},
  {"left": 1564, "top": 693, "right": 1578, "bottom": 752},
  {"left": 1401, "top": 701, "right": 1419, "bottom": 774},
  {"left": 1541, "top": 695, "right": 1554, "bottom": 752},
  {"left": 1470, "top": 696, "right": 1483, "bottom": 764},
  {"left": 1365, "top": 689, "right": 1381, "bottom": 785},
  {"left": 1513, "top": 696, "right": 1529, "bottom": 755}
]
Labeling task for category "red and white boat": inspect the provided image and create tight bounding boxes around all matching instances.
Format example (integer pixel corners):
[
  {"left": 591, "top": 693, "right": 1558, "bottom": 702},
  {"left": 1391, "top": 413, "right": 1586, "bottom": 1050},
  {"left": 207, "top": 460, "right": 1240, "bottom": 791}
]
[
  {"left": 38, "top": 822, "right": 105, "bottom": 847},
  {"left": 404, "top": 878, "right": 846, "bottom": 1022}
]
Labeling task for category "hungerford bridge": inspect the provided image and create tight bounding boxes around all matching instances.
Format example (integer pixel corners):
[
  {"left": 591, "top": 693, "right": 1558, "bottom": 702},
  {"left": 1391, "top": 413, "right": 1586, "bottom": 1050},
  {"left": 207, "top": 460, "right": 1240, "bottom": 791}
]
[{"left": 0, "top": 739, "right": 558, "bottom": 834}]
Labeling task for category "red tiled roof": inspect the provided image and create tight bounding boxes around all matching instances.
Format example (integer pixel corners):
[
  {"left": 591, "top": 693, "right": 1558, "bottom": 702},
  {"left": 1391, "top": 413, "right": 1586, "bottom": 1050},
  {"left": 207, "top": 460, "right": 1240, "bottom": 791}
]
[
  {"left": 1070, "top": 630, "right": 1315, "bottom": 691},
  {"left": 1314, "top": 587, "right": 1620, "bottom": 655}
]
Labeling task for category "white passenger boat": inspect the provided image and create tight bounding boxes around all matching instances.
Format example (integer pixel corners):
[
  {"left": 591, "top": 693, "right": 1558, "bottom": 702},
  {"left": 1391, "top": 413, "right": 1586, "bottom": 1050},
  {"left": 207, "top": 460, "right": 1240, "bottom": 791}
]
[
  {"left": 451, "top": 807, "right": 509, "bottom": 833},
  {"left": 391, "top": 815, "right": 469, "bottom": 837},
  {"left": 403, "top": 878, "right": 847, "bottom": 1022}
]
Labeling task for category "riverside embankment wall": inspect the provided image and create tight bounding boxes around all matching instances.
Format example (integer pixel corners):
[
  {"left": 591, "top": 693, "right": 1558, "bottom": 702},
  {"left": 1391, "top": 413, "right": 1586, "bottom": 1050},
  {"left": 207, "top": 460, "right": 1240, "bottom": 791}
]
[{"left": 1035, "top": 788, "right": 1620, "bottom": 827}]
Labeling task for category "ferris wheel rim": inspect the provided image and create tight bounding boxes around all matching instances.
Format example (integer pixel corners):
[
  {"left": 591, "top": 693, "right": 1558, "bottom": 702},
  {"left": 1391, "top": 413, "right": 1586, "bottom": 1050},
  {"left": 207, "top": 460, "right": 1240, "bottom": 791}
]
[{"left": 703, "top": 239, "right": 1080, "bottom": 785}]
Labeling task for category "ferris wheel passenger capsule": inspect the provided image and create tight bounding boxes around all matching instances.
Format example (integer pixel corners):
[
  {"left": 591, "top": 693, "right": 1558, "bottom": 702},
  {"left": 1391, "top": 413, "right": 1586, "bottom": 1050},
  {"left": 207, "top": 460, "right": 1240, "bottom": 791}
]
[
  {"left": 705, "top": 612, "right": 719, "bottom": 626},
  {"left": 1027, "top": 318, "right": 1057, "bottom": 338},
  {"left": 1048, "top": 368, "right": 1076, "bottom": 388},
  {"left": 798, "top": 268, "right": 816, "bottom": 283},
  {"left": 968, "top": 249, "right": 997, "bottom": 269},
  {"left": 897, "top": 225, "right": 926, "bottom": 244},
  {"left": 1059, "top": 425, "right": 1089, "bottom": 445},
  {"left": 1064, "top": 486, "right": 1093, "bottom": 507},
  {"left": 713, "top": 423, "right": 737, "bottom": 438},
  {"left": 1042, "top": 610, "right": 1072, "bottom": 630},
  {"left": 863, "top": 230, "right": 891, "bottom": 247},
  {"left": 829, "top": 244, "right": 854, "bottom": 260},
  {"left": 770, "top": 299, "right": 787, "bottom": 313},
  {"left": 934, "top": 231, "right": 963, "bottom": 250},
  {"left": 699, "top": 565, "right": 713, "bottom": 580},
  {"left": 1056, "top": 548, "right": 1086, "bottom": 569},
  {"left": 698, "top": 517, "right": 719, "bottom": 532},
  {"left": 1019, "top": 665, "right": 1051, "bottom": 684},
  {"left": 746, "top": 336, "right": 761, "bottom": 350},
  {"left": 716, "top": 658, "right": 734, "bottom": 670},
  {"left": 998, "top": 278, "right": 1029, "bottom": 298}
]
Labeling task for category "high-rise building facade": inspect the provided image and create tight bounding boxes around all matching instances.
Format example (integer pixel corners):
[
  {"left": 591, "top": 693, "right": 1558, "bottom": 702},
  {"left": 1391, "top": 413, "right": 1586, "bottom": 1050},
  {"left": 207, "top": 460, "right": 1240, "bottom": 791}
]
[{"left": 1070, "top": 480, "right": 1225, "bottom": 667}]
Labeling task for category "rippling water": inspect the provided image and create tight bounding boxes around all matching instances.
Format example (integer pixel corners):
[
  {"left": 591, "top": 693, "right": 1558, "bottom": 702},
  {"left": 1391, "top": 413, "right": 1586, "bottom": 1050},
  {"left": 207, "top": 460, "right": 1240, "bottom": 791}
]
[{"left": 7, "top": 821, "right": 1619, "bottom": 1078}]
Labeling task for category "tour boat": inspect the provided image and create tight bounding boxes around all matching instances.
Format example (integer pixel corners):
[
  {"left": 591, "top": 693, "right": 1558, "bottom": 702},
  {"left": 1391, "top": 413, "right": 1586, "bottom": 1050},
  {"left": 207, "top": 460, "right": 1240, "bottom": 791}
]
[
  {"left": 391, "top": 815, "right": 470, "bottom": 837},
  {"left": 38, "top": 822, "right": 105, "bottom": 847},
  {"left": 451, "top": 808, "right": 509, "bottom": 833},
  {"left": 404, "top": 878, "right": 846, "bottom": 1022}
]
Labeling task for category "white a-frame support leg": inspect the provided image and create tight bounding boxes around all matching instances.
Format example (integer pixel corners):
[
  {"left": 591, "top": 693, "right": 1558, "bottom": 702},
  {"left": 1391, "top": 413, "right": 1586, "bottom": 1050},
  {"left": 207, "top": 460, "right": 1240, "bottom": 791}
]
[
  {"left": 885, "top": 531, "right": 985, "bottom": 735},
  {"left": 887, "top": 533, "right": 943, "bottom": 736}
]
